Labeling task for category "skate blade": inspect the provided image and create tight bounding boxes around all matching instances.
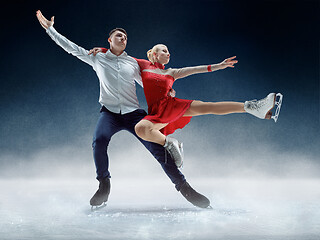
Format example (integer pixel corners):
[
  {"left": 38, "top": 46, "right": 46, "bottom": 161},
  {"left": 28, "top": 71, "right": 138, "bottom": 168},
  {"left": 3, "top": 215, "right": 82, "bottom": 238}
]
[
  {"left": 271, "top": 93, "right": 283, "bottom": 123},
  {"left": 91, "top": 202, "right": 107, "bottom": 211},
  {"left": 179, "top": 142, "right": 184, "bottom": 169}
]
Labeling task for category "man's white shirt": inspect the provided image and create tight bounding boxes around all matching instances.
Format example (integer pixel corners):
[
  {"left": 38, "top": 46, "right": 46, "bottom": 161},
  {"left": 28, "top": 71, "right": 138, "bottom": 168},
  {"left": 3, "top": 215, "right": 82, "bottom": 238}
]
[{"left": 46, "top": 26, "right": 143, "bottom": 114}]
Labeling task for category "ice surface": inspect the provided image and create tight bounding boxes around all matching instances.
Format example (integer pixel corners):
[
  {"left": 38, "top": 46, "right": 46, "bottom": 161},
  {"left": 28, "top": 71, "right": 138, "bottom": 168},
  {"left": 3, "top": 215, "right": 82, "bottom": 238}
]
[{"left": 0, "top": 178, "right": 319, "bottom": 240}]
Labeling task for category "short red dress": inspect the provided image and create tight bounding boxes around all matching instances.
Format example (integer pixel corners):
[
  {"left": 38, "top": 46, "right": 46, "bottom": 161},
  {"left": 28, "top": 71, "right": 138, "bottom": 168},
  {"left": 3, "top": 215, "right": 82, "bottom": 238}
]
[{"left": 135, "top": 58, "right": 193, "bottom": 135}]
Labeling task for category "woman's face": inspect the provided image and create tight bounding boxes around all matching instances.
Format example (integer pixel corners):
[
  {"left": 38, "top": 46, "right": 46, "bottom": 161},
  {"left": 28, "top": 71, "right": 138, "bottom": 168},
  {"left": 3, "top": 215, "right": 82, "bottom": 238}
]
[{"left": 155, "top": 45, "right": 170, "bottom": 65}]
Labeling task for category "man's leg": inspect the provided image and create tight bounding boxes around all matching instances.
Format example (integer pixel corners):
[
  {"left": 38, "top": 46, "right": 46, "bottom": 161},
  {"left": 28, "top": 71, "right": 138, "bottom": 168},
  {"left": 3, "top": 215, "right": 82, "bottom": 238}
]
[
  {"left": 124, "top": 109, "right": 211, "bottom": 208},
  {"left": 143, "top": 140, "right": 187, "bottom": 190},
  {"left": 91, "top": 108, "right": 122, "bottom": 206},
  {"left": 92, "top": 109, "right": 122, "bottom": 180},
  {"left": 123, "top": 109, "right": 186, "bottom": 190}
]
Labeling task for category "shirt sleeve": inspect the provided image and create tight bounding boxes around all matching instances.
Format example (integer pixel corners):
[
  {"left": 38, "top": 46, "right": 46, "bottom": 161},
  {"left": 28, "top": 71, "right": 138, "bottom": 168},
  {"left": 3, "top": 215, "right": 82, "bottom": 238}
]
[
  {"left": 46, "top": 26, "right": 94, "bottom": 67},
  {"left": 170, "top": 65, "right": 209, "bottom": 80}
]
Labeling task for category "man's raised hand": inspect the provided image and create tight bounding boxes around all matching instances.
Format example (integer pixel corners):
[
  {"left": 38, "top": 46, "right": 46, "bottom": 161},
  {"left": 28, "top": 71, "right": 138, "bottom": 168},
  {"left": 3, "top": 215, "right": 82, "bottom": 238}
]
[{"left": 36, "top": 10, "right": 54, "bottom": 30}]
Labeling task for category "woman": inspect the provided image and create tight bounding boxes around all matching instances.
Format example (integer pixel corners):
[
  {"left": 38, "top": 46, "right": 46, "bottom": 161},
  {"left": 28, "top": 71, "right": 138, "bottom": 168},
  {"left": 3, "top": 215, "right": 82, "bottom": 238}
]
[{"left": 93, "top": 44, "right": 282, "bottom": 168}]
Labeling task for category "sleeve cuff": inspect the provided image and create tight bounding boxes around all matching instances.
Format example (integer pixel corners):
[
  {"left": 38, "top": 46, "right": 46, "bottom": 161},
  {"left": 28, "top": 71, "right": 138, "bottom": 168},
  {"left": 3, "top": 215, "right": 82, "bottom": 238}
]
[{"left": 46, "top": 26, "right": 55, "bottom": 34}]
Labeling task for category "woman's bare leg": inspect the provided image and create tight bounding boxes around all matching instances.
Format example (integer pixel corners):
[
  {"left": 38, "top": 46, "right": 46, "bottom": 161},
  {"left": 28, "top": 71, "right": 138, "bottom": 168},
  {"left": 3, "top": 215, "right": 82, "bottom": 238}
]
[
  {"left": 135, "top": 119, "right": 184, "bottom": 168},
  {"left": 135, "top": 101, "right": 245, "bottom": 145},
  {"left": 183, "top": 100, "right": 245, "bottom": 117},
  {"left": 135, "top": 119, "right": 168, "bottom": 145}
]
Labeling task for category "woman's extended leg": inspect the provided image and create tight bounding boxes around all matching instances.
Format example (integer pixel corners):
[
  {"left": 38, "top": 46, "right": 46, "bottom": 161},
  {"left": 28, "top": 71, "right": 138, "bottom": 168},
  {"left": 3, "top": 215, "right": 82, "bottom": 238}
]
[
  {"left": 135, "top": 101, "right": 246, "bottom": 144},
  {"left": 183, "top": 100, "right": 245, "bottom": 117}
]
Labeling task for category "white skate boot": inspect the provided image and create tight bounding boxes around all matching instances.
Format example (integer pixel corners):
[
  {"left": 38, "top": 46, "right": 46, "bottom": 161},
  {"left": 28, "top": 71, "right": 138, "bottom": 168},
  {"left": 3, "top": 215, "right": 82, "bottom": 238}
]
[
  {"left": 164, "top": 136, "right": 184, "bottom": 168},
  {"left": 244, "top": 93, "right": 283, "bottom": 122}
]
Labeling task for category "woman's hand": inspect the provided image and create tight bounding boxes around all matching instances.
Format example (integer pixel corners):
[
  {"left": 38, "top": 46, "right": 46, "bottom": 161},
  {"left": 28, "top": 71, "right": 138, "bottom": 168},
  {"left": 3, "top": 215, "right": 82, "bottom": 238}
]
[
  {"left": 167, "top": 88, "right": 176, "bottom": 97},
  {"left": 36, "top": 10, "right": 54, "bottom": 30},
  {"left": 88, "top": 48, "right": 104, "bottom": 56},
  {"left": 219, "top": 56, "right": 238, "bottom": 69}
]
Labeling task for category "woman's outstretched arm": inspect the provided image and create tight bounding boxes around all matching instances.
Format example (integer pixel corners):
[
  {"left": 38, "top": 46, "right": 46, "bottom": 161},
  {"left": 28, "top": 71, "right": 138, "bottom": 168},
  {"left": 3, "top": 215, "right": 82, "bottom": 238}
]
[{"left": 172, "top": 56, "right": 238, "bottom": 80}]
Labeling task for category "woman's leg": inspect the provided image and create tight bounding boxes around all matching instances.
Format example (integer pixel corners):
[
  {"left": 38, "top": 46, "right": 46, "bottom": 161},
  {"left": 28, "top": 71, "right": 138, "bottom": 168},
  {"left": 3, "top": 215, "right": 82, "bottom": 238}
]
[
  {"left": 135, "top": 119, "right": 168, "bottom": 145},
  {"left": 183, "top": 100, "right": 245, "bottom": 117},
  {"left": 135, "top": 119, "right": 184, "bottom": 168},
  {"left": 135, "top": 101, "right": 245, "bottom": 144}
]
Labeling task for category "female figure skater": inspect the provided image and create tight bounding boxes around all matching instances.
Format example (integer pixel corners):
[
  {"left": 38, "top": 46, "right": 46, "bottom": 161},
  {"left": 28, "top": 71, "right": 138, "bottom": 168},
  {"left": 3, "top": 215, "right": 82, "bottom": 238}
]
[{"left": 133, "top": 44, "right": 281, "bottom": 168}]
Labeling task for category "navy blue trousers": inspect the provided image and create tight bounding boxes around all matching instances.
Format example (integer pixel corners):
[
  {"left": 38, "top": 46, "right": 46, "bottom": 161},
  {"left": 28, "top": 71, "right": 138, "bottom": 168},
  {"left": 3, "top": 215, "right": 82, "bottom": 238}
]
[{"left": 92, "top": 106, "right": 186, "bottom": 191}]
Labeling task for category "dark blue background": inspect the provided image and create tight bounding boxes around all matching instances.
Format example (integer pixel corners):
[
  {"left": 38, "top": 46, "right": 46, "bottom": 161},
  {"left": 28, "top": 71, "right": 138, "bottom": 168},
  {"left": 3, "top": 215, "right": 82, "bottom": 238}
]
[{"left": 1, "top": 0, "right": 319, "bottom": 165}]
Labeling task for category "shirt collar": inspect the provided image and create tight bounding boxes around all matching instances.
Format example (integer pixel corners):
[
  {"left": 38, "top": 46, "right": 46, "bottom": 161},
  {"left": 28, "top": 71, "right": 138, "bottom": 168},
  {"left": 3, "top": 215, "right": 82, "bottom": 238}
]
[{"left": 106, "top": 49, "right": 128, "bottom": 58}]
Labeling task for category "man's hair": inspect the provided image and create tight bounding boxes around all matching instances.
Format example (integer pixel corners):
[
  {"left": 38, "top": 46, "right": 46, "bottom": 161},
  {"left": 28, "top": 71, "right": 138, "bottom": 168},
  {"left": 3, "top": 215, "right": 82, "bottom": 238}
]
[{"left": 109, "top": 28, "right": 127, "bottom": 38}]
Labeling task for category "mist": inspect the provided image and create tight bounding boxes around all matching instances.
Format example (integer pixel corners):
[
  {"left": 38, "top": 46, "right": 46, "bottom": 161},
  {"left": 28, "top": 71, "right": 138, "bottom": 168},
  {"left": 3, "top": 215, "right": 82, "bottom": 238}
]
[
  {"left": 0, "top": 123, "right": 319, "bottom": 180},
  {"left": 1, "top": 114, "right": 319, "bottom": 240},
  {"left": 1, "top": 122, "right": 319, "bottom": 239}
]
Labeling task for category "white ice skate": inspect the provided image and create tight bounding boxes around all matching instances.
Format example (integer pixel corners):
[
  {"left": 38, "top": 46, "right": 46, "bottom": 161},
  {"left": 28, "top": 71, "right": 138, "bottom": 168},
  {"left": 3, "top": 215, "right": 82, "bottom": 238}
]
[
  {"left": 244, "top": 93, "right": 283, "bottom": 122},
  {"left": 164, "top": 136, "right": 184, "bottom": 168}
]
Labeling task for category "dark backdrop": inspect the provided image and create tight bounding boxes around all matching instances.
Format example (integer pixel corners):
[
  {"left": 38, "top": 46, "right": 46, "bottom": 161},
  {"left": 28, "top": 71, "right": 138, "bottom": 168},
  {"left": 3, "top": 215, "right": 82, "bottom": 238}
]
[{"left": 0, "top": 0, "right": 319, "bottom": 176}]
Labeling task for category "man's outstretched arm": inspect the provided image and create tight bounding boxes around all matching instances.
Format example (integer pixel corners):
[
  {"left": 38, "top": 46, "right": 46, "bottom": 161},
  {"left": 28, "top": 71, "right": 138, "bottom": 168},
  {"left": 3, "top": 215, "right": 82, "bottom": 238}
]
[{"left": 36, "top": 10, "right": 94, "bottom": 67}]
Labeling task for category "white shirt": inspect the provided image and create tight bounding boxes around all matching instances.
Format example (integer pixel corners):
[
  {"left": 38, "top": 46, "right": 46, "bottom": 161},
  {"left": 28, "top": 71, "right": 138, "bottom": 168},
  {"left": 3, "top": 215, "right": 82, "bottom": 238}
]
[{"left": 46, "top": 26, "right": 143, "bottom": 114}]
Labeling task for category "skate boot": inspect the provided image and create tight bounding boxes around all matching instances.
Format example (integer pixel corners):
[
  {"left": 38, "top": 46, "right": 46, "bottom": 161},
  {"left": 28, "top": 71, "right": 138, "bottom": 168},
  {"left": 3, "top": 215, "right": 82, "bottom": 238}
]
[
  {"left": 164, "top": 136, "right": 184, "bottom": 168},
  {"left": 180, "top": 182, "right": 211, "bottom": 208},
  {"left": 244, "top": 93, "right": 279, "bottom": 120},
  {"left": 90, "top": 177, "right": 111, "bottom": 207}
]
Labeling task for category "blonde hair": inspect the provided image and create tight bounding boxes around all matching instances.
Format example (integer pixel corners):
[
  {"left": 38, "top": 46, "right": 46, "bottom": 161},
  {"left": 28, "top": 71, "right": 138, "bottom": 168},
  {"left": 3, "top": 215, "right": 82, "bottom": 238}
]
[{"left": 147, "top": 44, "right": 166, "bottom": 64}]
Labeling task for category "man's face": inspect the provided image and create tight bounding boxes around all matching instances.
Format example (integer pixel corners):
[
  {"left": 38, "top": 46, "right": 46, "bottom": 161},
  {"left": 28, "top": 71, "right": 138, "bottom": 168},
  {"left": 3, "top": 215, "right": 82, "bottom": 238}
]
[{"left": 108, "top": 30, "right": 127, "bottom": 51}]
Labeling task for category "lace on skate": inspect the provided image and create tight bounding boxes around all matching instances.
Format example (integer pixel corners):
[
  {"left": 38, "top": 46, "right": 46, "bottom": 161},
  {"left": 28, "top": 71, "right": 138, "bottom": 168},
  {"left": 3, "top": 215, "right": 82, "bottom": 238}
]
[{"left": 247, "top": 96, "right": 269, "bottom": 111}]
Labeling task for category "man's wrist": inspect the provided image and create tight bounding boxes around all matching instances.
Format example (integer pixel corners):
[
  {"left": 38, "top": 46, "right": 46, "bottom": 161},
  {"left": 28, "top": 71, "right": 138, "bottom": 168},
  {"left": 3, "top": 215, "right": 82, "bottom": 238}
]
[{"left": 46, "top": 25, "right": 53, "bottom": 33}]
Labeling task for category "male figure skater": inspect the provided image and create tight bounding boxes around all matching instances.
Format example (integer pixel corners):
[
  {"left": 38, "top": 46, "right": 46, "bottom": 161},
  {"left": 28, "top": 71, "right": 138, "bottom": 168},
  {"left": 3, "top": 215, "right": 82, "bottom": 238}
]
[{"left": 36, "top": 10, "right": 210, "bottom": 208}]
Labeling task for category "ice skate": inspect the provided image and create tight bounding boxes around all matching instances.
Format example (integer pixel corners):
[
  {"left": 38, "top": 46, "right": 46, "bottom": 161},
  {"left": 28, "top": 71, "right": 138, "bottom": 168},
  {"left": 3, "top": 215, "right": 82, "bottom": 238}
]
[
  {"left": 244, "top": 93, "right": 283, "bottom": 122},
  {"left": 179, "top": 182, "right": 211, "bottom": 209},
  {"left": 90, "top": 177, "right": 110, "bottom": 210},
  {"left": 164, "top": 136, "right": 184, "bottom": 168}
]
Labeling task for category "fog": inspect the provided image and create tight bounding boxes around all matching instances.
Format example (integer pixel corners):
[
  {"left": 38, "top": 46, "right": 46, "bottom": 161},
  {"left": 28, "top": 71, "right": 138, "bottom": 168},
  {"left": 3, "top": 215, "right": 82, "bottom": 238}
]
[
  {"left": 1, "top": 124, "right": 319, "bottom": 180},
  {"left": 0, "top": 130, "right": 319, "bottom": 239}
]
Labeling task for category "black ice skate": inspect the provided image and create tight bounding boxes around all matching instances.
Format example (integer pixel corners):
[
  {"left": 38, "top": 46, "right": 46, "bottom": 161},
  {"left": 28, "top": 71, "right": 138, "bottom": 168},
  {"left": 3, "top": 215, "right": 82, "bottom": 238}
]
[
  {"left": 180, "top": 182, "right": 211, "bottom": 209},
  {"left": 90, "top": 177, "right": 110, "bottom": 209}
]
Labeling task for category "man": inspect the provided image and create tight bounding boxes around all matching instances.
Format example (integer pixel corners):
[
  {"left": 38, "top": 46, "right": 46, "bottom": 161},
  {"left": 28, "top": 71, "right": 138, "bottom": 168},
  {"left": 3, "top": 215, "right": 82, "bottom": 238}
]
[{"left": 36, "top": 10, "right": 210, "bottom": 208}]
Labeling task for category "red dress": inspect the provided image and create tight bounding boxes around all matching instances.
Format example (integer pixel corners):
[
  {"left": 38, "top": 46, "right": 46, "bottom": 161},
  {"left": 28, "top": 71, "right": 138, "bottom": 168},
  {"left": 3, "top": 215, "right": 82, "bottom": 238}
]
[{"left": 135, "top": 58, "right": 193, "bottom": 135}]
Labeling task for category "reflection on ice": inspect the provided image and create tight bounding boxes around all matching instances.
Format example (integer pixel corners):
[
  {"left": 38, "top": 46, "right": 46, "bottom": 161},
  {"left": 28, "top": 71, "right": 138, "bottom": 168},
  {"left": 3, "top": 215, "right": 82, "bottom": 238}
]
[{"left": 0, "top": 178, "right": 319, "bottom": 240}]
